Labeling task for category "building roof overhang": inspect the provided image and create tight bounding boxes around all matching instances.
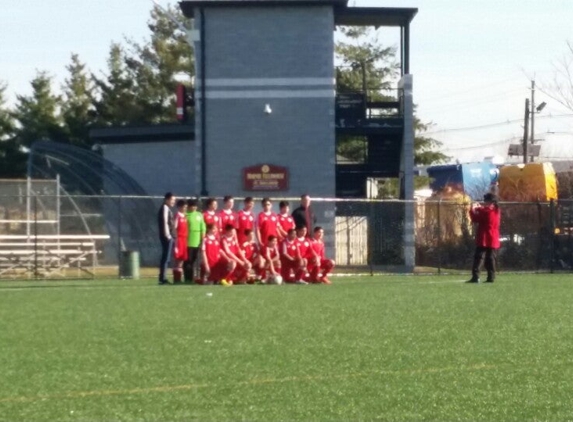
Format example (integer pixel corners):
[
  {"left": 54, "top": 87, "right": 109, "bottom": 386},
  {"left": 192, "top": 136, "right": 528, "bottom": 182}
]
[{"left": 179, "top": 0, "right": 417, "bottom": 28}]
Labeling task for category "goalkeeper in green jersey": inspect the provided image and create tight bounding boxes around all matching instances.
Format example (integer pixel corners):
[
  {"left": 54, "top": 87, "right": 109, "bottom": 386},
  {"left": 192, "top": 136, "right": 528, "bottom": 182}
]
[{"left": 184, "top": 198, "right": 206, "bottom": 283}]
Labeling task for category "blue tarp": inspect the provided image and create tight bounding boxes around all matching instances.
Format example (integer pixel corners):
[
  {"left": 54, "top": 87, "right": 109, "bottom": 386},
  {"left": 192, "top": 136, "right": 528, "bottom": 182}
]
[{"left": 427, "top": 162, "right": 499, "bottom": 200}]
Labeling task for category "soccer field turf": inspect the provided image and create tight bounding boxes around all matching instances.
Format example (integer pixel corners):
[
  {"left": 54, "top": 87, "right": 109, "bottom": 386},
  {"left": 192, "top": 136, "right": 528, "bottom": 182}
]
[{"left": 1, "top": 274, "right": 572, "bottom": 421}]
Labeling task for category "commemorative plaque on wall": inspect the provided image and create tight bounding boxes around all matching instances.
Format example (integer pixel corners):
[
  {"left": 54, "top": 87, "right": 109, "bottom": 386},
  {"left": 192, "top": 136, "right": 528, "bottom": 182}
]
[{"left": 243, "top": 164, "right": 289, "bottom": 191}]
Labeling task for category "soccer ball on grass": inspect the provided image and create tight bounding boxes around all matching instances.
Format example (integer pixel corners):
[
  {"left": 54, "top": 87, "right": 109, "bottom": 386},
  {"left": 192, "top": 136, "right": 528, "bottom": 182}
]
[{"left": 267, "top": 274, "right": 283, "bottom": 285}]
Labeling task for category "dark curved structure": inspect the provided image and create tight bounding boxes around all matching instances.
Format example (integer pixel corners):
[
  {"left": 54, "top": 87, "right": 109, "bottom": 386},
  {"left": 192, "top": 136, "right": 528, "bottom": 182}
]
[
  {"left": 29, "top": 141, "right": 148, "bottom": 196},
  {"left": 28, "top": 141, "right": 159, "bottom": 265}
]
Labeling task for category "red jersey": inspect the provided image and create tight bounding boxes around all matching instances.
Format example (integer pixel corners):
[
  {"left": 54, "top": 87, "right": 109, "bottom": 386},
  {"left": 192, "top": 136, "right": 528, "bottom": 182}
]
[
  {"left": 258, "top": 212, "right": 278, "bottom": 245},
  {"left": 309, "top": 238, "right": 325, "bottom": 260},
  {"left": 174, "top": 212, "right": 188, "bottom": 241},
  {"left": 219, "top": 209, "right": 238, "bottom": 231},
  {"left": 202, "top": 234, "right": 220, "bottom": 266},
  {"left": 469, "top": 205, "right": 501, "bottom": 249},
  {"left": 277, "top": 213, "right": 295, "bottom": 239},
  {"left": 281, "top": 238, "right": 299, "bottom": 260},
  {"left": 237, "top": 210, "right": 255, "bottom": 244},
  {"left": 203, "top": 211, "right": 220, "bottom": 235},
  {"left": 241, "top": 241, "right": 258, "bottom": 261},
  {"left": 295, "top": 236, "right": 312, "bottom": 259},
  {"left": 221, "top": 234, "right": 240, "bottom": 258},
  {"left": 173, "top": 212, "right": 189, "bottom": 260},
  {"left": 261, "top": 244, "right": 279, "bottom": 261}
]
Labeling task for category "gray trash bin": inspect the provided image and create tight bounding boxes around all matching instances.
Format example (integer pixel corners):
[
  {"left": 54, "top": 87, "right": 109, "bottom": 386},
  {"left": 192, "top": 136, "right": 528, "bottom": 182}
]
[{"left": 119, "top": 250, "right": 140, "bottom": 279}]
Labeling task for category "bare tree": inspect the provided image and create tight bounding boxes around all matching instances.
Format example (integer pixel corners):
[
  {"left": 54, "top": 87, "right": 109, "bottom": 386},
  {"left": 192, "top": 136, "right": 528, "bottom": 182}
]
[{"left": 540, "top": 41, "right": 573, "bottom": 111}]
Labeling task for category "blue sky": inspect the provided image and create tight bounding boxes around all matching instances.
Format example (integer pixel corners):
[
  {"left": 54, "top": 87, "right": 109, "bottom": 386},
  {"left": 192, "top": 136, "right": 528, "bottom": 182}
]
[{"left": 1, "top": 0, "right": 572, "bottom": 164}]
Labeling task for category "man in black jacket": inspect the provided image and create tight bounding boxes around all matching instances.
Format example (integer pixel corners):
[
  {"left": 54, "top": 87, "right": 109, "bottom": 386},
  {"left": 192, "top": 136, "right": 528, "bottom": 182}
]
[
  {"left": 292, "top": 194, "right": 316, "bottom": 236},
  {"left": 157, "top": 192, "right": 176, "bottom": 284}
]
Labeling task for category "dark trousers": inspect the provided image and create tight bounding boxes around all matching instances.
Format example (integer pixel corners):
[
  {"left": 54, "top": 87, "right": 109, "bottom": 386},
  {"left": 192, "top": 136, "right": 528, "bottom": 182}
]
[
  {"left": 183, "top": 247, "right": 200, "bottom": 281},
  {"left": 472, "top": 246, "right": 497, "bottom": 281},
  {"left": 159, "top": 237, "right": 173, "bottom": 282}
]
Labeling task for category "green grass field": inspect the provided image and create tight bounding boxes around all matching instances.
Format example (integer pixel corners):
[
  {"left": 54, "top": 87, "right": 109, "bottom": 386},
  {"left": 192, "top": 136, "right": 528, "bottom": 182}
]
[{"left": 1, "top": 274, "right": 573, "bottom": 421}]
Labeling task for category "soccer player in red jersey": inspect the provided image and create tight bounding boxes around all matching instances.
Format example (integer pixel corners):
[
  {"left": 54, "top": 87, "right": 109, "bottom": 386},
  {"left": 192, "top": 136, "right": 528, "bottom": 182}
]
[
  {"left": 172, "top": 199, "right": 189, "bottom": 283},
  {"left": 237, "top": 197, "right": 255, "bottom": 245},
  {"left": 280, "top": 228, "right": 308, "bottom": 284},
  {"left": 256, "top": 197, "right": 279, "bottom": 247},
  {"left": 201, "top": 223, "right": 225, "bottom": 285},
  {"left": 240, "top": 229, "right": 263, "bottom": 282},
  {"left": 307, "top": 226, "right": 335, "bottom": 284},
  {"left": 220, "top": 224, "right": 251, "bottom": 284},
  {"left": 294, "top": 226, "right": 311, "bottom": 265},
  {"left": 203, "top": 198, "right": 220, "bottom": 237},
  {"left": 260, "top": 235, "right": 281, "bottom": 282},
  {"left": 219, "top": 195, "right": 238, "bottom": 234},
  {"left": 277, "top": 200, "right": 295, "bottom": 241}
]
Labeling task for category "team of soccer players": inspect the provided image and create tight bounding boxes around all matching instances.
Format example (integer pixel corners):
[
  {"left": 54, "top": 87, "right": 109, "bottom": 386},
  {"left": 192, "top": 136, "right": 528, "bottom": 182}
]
[{"left": 162, "top": 195, "right": 335, "bottom": 286}]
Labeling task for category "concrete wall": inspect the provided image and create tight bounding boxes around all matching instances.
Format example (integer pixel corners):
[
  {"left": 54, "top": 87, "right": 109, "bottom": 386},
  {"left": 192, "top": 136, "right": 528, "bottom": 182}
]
[
  {"left": 399, "top": 75, "right": 415, "bottom": 270},
  {"left": 101, "top": 141, "right": 196, "bottom": 196}
]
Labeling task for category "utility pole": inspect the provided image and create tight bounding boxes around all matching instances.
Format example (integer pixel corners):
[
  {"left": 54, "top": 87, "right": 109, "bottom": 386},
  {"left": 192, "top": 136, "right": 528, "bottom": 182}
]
[
  {"left": 530, "top": 80, "right": 535, "bottom": 163},
  {"left": 523, "top": 98, "right": 529, "bottom": 165},
  {"left": 361, "top": 61, "right": 367, "bottom": 95}
]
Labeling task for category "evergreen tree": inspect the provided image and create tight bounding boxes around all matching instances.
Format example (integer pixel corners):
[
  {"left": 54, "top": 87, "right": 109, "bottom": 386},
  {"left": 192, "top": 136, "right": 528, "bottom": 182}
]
[
  {"left": 92, "top": 5, "right": 193, "bottom": 126},
  {"left": 336, "top": 27, "right": 398, "bottom": 95},
  {"left": 62, "top": 54, "right": 95, "bottom": 147},
  {"left": 92, "top": 43, "right": 141, "bottom": 126},
  {"left": 13, "top": 71, "right": 65, "bottom": 147},
  {"left": 125, "top": 3, "right": 194, "bottom": 123},
  {"left": 0, "top": 82, "right": 14, "bottom": 141},
  {"left": 414, "top": 119, "right": 447, "bottom": 165},
  {"left": 335, "top": 27, "right": 448, "bottom": 166},
  {"left": 0, "top": 82, "right": 26, "bottom": 177}
]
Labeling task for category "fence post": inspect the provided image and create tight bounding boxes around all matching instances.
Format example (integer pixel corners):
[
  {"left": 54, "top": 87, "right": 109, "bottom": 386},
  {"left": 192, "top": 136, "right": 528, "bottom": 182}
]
[
  {"left": 536, "top": 200, "right": 543, "bottom": 271},
  {"left": 368, "top": 201, "right": 374, "bottom": 276},
  {"left": 437, "top": 199, "right": 442, "bottom": 275},
  {"left": 346, "top": 216, "right": 351, "bottom": 267},
  {"left": 117, "top": 195, "right": 122, "bottom": 278},
  {"left": 26, "top": 177, "right": 31, "bottom": 237},
  {"left": 33, "top": 194, "right": 38, "bottom": 279},
  {"left": 550, "top": 199, "right": 555, "bottom": 274}
]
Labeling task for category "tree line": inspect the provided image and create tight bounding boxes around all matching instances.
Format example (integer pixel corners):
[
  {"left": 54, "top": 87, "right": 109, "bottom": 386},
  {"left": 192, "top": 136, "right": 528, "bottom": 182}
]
[{"left": 0, "top": 4, "right": 447, "bottom": 183}]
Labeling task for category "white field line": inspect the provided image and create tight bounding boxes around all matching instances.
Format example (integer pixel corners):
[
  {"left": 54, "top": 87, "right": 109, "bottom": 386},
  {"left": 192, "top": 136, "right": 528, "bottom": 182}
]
[
  {"left": 0, "top": 277, "right": 472, "bottom": 293},
  {"left": 0, "top": 362, "right": 496, "bottom": 404}
]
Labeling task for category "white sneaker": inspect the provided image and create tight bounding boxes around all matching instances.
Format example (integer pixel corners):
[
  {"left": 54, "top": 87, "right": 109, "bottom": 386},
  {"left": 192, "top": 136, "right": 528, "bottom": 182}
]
[{"left": 295, "top": 280, "right": 309, "bottom": 285}]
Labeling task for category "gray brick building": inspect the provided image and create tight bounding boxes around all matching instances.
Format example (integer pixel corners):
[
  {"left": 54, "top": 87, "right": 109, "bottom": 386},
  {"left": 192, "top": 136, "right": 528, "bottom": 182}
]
[
  {"left": 183, "top": 2, "right": 337, "bottom": 199},
  {"left": 180, "top": 0, "right": 417, "bottom": 268},
  {"left": 91, "top": 0, "right": 418, "bottom": 269}
]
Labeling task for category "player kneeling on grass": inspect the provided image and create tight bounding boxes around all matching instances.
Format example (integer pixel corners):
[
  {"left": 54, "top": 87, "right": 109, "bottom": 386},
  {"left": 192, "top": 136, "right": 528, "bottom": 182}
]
[
  {"left": 172, "top": 199, "right": 189, "bottom": 283},
  {"left": 307, "top": 226, "right": 334, "bottom": 284},
  {"left": 201, "top": 223, "right": 226, "bottom": 285},
  {"left": 280, "top": 228, "right": 308, "bottom": 284},
  {"left": 294, "top": 226, "right": 312, "bottom": 280},
  {"left": 240, "top": 229, "right": 264, "bottom": 283},
  {"left": 221, "top": 224, "right": 251, "bottom": 285},
  {"left": 260, "top": 235, "right": 281, "bottom": 283}
]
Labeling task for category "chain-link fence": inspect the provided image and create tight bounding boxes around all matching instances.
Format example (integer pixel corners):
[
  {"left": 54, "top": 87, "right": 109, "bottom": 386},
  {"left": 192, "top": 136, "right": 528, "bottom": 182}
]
[
  {"left": 415, "top": 200, "right": 572, "bottom": 273},
  {"left": 1, "top": 190, "right": 572, "bottom": 279}
]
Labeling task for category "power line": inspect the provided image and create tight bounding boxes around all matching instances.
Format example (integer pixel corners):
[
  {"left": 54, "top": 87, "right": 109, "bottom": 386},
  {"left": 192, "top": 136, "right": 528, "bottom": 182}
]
[
  {"left": 421, "top": 74, "right": 523, "bottom": 100},
  {"left": 425, "top": 113, "right": 573, "bottom": 135},
  {"left": 444, "top": 137, "right": 519, "bottom": 152},
  {"left": 425, "top": 119, "right": 522, "bottom": 134},
  {"left": 422, "top": 92, "right": 524, "bottom": 114},
  {"left": 423, "top": 88, "right": 523, "bottom": 110}
]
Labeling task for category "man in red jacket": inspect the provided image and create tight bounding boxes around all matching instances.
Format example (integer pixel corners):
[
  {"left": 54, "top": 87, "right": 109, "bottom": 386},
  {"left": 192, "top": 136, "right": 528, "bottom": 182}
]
[{"left": 467, "top": 193, "right": 501, "bottom": 283}]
